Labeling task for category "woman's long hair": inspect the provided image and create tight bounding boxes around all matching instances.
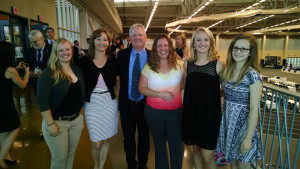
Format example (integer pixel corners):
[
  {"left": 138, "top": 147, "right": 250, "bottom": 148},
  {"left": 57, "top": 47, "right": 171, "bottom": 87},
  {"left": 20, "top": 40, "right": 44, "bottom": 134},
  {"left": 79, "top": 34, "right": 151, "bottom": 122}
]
[
  {"left": 47, "top": 38, "right": 73, "bottom": 85},
  {"left": 0, "top": 41, "right": 15, "bottom": 69},
  {"left": 175, "top": 33, "right": 187, "bottom": 48},
  {"left": 189, "top": 27, "right": 219, "bottom": 63},
  {"left": 222, "top": 34, "right": 260, "bottom": 85},
  {"left": 116, "top": 37, "right": 124, "bottom": 48},
  {"left": 88, "top": 29, "right": 111, "bottom": 59},
  {"left": 148, "top": 34, "right": 178, "bottom": 73}
]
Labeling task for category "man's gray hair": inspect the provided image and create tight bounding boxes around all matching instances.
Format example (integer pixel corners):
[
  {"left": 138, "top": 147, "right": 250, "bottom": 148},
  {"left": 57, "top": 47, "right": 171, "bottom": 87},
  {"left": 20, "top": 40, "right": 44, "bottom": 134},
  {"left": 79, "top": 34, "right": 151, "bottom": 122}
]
[
  {"left": 129, "top": 24, "right": 146, "bottom": 37},
  {"left": 28, "top": 30, "right": 43, "bottom": 41}
]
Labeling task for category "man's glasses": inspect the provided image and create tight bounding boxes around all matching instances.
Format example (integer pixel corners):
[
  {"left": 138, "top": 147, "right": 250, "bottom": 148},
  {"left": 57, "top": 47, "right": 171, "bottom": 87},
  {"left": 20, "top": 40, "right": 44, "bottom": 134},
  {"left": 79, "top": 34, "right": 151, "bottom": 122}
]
[{"left": 232, "top": 47, "right": 250, "bottom": 53}]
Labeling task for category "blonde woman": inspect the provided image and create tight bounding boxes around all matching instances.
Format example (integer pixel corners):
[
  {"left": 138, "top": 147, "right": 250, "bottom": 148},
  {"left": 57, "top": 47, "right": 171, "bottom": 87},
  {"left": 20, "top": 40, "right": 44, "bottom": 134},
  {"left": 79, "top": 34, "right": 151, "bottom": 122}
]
[
  {"left": 181, "top": 27, "right": 224, "bottom": 169},
  {"left": 37, "top": 38, "right": 85, "bottom": 169},
  {"left": 216, "top": 34, "right": 262, "bottom": 169}
]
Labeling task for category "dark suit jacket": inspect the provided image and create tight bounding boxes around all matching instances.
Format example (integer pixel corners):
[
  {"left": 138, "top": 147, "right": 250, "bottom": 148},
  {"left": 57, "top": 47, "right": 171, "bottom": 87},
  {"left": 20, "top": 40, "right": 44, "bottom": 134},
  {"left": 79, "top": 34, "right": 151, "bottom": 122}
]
[
  {"left": 126, "top": 42, "right": 132, "bottom": 49},
  {"left": 117, "top": 47, "right": 151, "bottom": 112},
  {"left": 45, "top": 39, "right": 54, "bottom": 47},
  {"left": 25, "top": 43, "right": 52, "bottom": 71}
]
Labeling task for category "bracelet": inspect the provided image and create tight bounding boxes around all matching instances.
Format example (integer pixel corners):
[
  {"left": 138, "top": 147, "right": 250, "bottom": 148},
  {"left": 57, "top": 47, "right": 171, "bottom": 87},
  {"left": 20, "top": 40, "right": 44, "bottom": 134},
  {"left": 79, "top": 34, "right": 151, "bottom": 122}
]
[
  {"left": 48, "top": 122, "right": 55, "bottom": 126},
  {"left": 24, "top": 75, "right": 29, "bottom": 78}
]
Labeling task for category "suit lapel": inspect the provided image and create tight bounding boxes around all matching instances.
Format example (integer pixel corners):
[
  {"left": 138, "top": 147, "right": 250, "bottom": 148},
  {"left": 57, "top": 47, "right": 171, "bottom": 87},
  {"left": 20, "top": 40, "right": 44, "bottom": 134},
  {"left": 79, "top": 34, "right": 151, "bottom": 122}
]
[{"left": 125, "top": 48, "right": 132, "bottom": 83}]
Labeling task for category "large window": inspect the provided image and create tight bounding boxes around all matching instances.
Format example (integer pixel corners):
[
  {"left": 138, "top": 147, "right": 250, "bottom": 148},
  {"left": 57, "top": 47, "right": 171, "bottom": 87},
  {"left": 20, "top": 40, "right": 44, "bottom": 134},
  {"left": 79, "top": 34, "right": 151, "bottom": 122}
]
[{"left": 56, "top": 0, "right": 80, "bottom": 42}]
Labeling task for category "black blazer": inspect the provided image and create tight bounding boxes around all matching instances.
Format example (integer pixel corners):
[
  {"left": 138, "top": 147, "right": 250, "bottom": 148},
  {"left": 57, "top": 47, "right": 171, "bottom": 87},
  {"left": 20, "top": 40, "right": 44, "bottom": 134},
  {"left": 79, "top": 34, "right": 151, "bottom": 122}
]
[
  {"left": 45, "top": 39, "right": 53, "bottom": 47},
  {"left": 117, "top": 47, "right": 151, "bottom": 112},
  {"left": 25, "top": 43, "right": 52, "bottom": 71},
  {"left": 77, "top": 55, "right": 117, "bottom": 102}
]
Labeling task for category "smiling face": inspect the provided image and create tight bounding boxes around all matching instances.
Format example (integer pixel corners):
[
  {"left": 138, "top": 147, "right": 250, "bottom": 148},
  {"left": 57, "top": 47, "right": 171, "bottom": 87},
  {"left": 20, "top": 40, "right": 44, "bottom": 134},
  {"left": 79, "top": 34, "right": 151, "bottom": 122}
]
[
  {"left": 130, "top": 26, "right": 147, "bottom": 51},
  {"left": 58, "top": 42, "right": 72, "bottom": 64},
  {"left": 157, "top": 38, "right": 169, "bottom": 59},
  {"left": 232, "top": 39, "right": 251, "bottom": 64},
  {"left": 94, "top": 32, "right": 109, "bottom": 52},
  {"left": 193, "top": 31, "right": 210, "bottom": 55}
]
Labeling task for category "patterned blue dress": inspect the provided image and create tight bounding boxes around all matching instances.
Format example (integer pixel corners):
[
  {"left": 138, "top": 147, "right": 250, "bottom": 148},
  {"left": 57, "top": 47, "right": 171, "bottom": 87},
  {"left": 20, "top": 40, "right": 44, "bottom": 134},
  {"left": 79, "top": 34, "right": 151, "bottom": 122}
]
[{"left": 216, "top": 69, "right": 261, "bottom": 163}]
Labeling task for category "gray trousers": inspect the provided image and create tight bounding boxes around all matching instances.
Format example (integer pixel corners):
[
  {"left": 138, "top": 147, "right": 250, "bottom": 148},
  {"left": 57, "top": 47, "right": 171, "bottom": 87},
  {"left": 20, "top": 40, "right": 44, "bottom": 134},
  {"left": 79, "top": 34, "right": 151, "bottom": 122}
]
[
  {"left": 42, "top": 114, "right": 84, "bottom": 169},
  {"left": 144, "top": 104, "right": 183, "bottom": 169}
]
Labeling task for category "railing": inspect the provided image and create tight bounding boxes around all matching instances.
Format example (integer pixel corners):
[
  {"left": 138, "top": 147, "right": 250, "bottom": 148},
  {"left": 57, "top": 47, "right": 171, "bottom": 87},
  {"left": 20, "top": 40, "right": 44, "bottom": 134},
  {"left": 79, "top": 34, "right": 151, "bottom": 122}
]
[{"left": 259, "top": 83, "right": 300, "bottom": 169}]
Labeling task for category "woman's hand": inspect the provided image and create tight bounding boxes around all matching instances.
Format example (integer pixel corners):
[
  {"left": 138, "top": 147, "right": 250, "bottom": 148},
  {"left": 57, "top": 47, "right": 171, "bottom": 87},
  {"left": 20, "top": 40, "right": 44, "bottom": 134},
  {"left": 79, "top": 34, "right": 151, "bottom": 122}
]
[
  {"left": 240, "top": 138, "right": 252, "bottom": 154},
  {"left": 158, "top": 91, "right": 174, "bottom": 101},
  {"left": 16, "top": 61, "right": 23, "bottom": 69},
  {"left": 47, "top": 124, "right": 59, "bottom": 137}
]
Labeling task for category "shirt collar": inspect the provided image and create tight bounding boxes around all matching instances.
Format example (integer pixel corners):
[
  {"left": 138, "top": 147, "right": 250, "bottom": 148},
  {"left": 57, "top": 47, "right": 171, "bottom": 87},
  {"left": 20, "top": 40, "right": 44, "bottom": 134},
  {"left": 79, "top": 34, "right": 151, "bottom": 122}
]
[{"left": 132, "top": 48, "right": 146, "bottom": 56}]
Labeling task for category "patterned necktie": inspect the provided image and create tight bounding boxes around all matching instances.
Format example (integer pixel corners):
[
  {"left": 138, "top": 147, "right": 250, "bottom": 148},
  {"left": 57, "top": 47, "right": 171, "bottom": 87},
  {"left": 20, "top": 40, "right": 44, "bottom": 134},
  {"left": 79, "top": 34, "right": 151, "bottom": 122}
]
[{"left": 131, "top": 53, "right": 141, "bottom": 100}]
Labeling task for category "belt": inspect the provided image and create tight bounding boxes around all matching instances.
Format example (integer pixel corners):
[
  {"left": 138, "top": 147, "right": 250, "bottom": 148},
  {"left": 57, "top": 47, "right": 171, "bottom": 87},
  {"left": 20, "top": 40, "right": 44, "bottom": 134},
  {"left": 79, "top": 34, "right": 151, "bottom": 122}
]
[
  {"left": 93, "top": 91, "right": 109, "bottom": 94},
  {"left": 53, "top": 114, "right": 79, "bottom": 121}
]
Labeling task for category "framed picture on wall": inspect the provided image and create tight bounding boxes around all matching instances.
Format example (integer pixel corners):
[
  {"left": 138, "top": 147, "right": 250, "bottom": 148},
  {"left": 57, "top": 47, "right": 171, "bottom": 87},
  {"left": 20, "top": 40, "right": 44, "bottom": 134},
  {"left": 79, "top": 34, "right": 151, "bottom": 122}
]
[{"left": 4, "top": 25, "right": 11, "bottom": 42}]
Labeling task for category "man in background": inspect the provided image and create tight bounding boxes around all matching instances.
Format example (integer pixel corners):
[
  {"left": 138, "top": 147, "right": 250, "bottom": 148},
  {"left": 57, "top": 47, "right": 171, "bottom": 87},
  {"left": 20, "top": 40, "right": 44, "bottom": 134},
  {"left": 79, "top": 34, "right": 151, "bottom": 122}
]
[
  {"left": 26, "top": 30, "right": 51, "bottom": 72},
  {"left": 44, "top": 27, "right": 55, "bottom": 47},
  {"left": 125, "top": 36, "right": 132, "bottom": 49}
]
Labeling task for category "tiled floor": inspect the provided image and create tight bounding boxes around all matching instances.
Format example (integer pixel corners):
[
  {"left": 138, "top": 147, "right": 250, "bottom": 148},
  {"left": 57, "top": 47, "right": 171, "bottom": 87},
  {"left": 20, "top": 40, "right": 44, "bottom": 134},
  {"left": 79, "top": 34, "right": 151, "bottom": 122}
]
[
  {"left": 9, "top": 87, "right": 229, "bottom": 169},
  {"left": 7, "top": 67, "right": 297, "bottom": 169}
]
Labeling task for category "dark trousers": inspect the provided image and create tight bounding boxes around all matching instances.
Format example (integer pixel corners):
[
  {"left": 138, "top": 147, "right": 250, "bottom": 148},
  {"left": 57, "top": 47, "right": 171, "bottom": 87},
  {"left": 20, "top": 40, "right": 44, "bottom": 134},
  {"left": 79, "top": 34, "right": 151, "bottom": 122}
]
[
  {"left": 144, "top": 104, "right": 183, "bottom": 169},
  {"left": 120, "top": 99, "right": 150, "bottom": 168}
]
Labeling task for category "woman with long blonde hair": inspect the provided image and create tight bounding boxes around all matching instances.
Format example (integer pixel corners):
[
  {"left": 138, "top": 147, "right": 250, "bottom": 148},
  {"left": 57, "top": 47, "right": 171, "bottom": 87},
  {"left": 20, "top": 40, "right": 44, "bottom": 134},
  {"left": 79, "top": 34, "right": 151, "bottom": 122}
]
[
  {"left": 37, "top": 38, "right": 85, "bottom": 169},
  {"left": 182, "top": 27, "right": 224, "bottom": 169}
]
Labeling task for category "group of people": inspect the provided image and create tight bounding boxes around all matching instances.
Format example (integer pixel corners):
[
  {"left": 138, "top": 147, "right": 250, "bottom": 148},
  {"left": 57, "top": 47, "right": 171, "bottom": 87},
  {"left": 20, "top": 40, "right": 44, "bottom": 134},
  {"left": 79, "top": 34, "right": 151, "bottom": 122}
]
[{"left": 0, "top": 22, "right": 262, "bottom": 169}]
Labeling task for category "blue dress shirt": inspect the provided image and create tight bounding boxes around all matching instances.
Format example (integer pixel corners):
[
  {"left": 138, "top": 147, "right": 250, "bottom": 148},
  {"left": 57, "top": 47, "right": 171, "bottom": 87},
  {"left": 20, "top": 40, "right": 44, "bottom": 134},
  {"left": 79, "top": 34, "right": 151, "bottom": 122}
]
[{"left": 128, "top": 48, "right": 148, "bottom": 101}]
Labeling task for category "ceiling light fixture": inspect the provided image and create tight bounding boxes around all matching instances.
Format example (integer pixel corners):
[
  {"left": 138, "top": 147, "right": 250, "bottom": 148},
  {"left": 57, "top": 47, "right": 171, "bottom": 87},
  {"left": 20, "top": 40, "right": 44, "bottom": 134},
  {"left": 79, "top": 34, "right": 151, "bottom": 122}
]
[
  {"left": 145, "top": 0, "right": 159, "bottom": 31},
  {"left": 260, "top": 17, "right": 300, "bottom": 30},
  {"left": 236, "top": 0, "right": 265, "bottom": 15},
  {"left": 207, "top": 20, "right": 224, "bottom": 29},
  {"left": 236, "top": 15, "right": 274, "bottom": 29},
  {"left": 224, "top": 0, "right": 266, "bottom": 33},
  {"left": 168, "top": 25, "right": 181, "bottom": 35},
  {"left": 188, "top": 0, "right": 213, "bottom": 19}
]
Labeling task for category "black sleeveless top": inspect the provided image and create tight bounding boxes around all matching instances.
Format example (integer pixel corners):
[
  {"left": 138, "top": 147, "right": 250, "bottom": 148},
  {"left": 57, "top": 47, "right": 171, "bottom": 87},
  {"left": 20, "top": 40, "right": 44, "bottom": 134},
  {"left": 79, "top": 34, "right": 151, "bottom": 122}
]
[
  {"left": 175, "top": 48, "right": 184, "bottom": 58},
  {"left": 0, "top": 67, "right": 21, "bottom": 132},
  {"left": 182, "top": 60, "right": 222, "bottom": 149}
]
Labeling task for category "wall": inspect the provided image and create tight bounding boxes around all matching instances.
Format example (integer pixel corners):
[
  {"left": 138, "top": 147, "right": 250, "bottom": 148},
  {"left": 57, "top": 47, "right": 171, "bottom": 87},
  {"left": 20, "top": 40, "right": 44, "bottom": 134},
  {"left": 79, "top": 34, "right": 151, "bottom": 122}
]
[{"left": 0, "top": 0, "right": 58, "bottom": 38}]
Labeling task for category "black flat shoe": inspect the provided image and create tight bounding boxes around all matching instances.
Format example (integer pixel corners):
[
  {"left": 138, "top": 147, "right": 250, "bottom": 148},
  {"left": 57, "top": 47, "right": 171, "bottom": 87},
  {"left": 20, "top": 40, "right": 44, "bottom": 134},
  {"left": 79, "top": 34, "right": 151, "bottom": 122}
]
[{"left": 4, "top": 159, "right": 17, "bottom": 166}]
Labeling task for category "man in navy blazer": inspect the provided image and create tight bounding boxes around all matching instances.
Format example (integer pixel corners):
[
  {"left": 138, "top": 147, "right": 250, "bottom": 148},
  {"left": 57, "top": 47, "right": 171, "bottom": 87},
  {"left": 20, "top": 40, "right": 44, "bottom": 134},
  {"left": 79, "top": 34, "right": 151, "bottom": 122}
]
[
  {"left": 117, "top": 24, "right": 150, "bottom": 169},
  {"left": 26, "top": 30, "right": 51, "bottom": 72}
]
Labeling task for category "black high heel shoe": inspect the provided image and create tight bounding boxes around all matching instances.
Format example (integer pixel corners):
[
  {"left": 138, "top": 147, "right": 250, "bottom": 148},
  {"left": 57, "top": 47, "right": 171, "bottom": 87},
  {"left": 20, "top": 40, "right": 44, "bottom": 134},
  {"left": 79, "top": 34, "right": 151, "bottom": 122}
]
[{"left": 4, "top": 159, "right": 17, "bottom": 166}]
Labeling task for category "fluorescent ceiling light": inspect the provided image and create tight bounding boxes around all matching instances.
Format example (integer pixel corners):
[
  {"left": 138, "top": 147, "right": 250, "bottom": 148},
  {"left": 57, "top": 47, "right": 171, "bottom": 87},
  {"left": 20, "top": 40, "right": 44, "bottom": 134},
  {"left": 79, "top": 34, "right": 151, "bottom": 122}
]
[{"left": 145, "top": 0, "right": 159, "bottom": 31}]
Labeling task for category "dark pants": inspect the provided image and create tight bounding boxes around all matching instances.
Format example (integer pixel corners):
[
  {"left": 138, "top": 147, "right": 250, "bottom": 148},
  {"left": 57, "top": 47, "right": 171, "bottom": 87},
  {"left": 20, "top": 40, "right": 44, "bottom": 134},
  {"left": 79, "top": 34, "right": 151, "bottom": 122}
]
[
  {"left": 120, "top": 99, "right": 150, "bottom": 168},
  {"left": 144, "top": 104, "right": 183, "bottom": 169}
]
